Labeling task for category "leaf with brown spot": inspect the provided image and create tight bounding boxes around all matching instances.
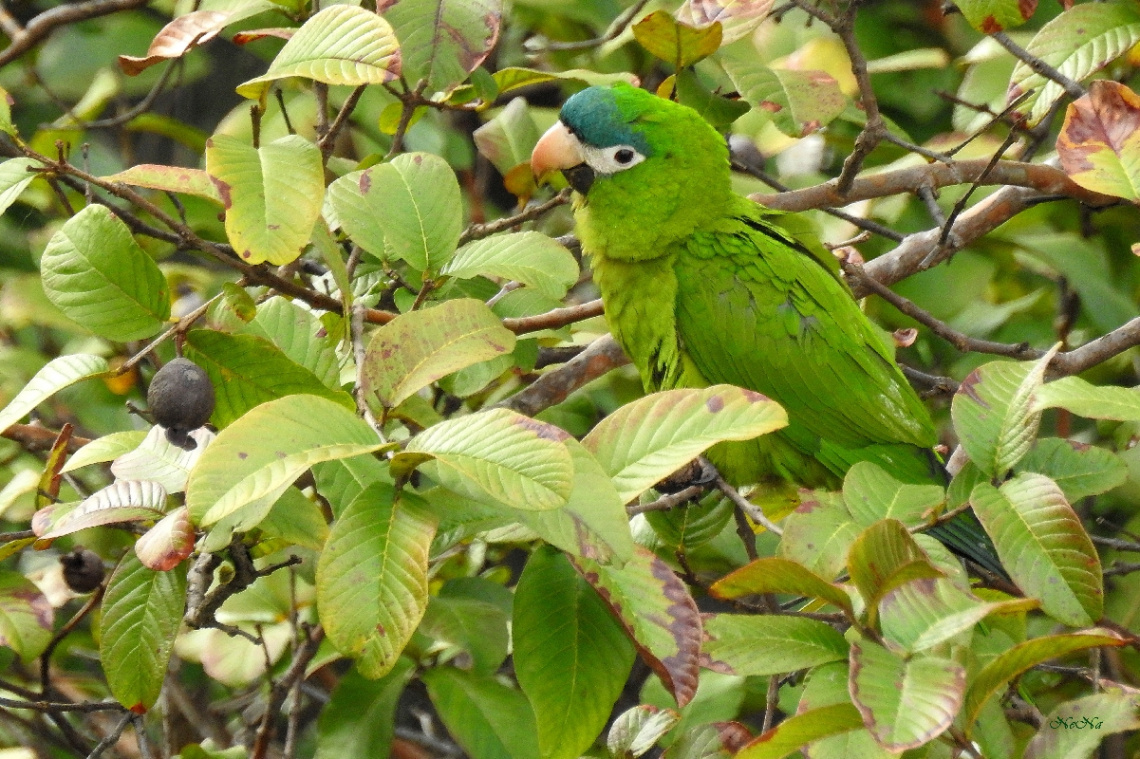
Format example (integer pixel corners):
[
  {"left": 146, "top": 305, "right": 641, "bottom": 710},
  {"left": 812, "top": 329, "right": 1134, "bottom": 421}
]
[
  {"left": 1057, "top": 80, "right": 1140, "bottom": 202},
  {"left": 956, "top": 0, "right": 1036, "bottom": 33},
  {"left": 582, "top": 385, "right": 786, "bottom": 503},
  {"left": 381, "top": 0, "right": 501, "bottom": 96},
  {"left": 118, "top": 11, "right": 232, "bottom": 75},
  {"left": 572, "top": 546, "right": 702, "bottom": 707},
  {"left": 102, "top": 164, "right": 221, "bottom": 204}
]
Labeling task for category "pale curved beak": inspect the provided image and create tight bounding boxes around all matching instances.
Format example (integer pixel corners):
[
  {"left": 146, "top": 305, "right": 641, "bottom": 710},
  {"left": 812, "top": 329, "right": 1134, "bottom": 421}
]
[{"left": 531, "top": 121, "right": 585, "bottom": 183}]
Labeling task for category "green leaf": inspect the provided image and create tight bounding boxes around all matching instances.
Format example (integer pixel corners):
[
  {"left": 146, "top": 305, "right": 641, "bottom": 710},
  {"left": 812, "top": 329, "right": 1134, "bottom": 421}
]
[
  {"left": 363, "top": 298, "right": 515, "bottom": 409},
  {"left": 514, "top": 547, "right": 635, "bottom": 759},
  {"left": 880, "top": 577, "right": 1037, "bottom": 654},
  {"left": 381, "top": 0, "right": 502, "bottom": 96},
  {"left": 970, "top": 474, "right": 1102, "bottom": 627},
  {"left": 423, "top": 668, "right": 539, "bottom": 759},
  {"left": 572, "top": 546, "right": 702, "bottom": 708},
  {"left": 41, "top": 480, "right": 168, "bottom": 539},
  {"left": 1024, "top": 688, "right": 1140, "bottom": 758},
  {"left": 327, "top": 169, "right": 386, "bottom": 259},
  {"left": 420, "top": 595, "right": 509, "bottom": 675},
  {"left": 962, "top": 629, "right": 1125, "bottom": 732},
  {"left": 841, "top": 461, "right": 944, "bottom": 528},
  {"left": 101, "top": 164, "right": 222, "bottom": 203},
  {"left": 205, "top": 134, "right": 325, "bottom": 265},
  {"left": 951, "top": 350, "right": 1055, "bottom": 477},
  {"left": 1034, "top": 376, "right": 1140, "bottom": 420},
  {"left": 62, "top": 430, "right": 148, "bottom": 473},
  {"left": 185, "top": 394, "right": 389, "bottom": 526},
  {"left": 848, "top": 637, "right": 964, "bottom": 751},
  {"left": 472, "top": 98, "right": 541, "bottom": 176},
  {"left": 0, "top": 571, "right": 53, "bottom": 661},
  {"left": 0, "top": 85, "right": 15, "bottom": 136},
  {"left": 399, "top": 408, "right": 573, "bottom": 512},
  {"left": 315, "top": 658, "right": 415, "bottom": 759},
  {"left": 664, "top": 722, "right": 751, "bottom": 759},
  {"left": 236, "top": 5, "right": 401, "bottom": 98},
  {"left": 701, "top": 614, "right": 847, "bottom": 676},
  {"left": 317, "top": 484, "right": 437, "bottom": 679},
  {"left": 1014, "top": 437, "right": 1127, "bottom": 501},
  {"left": 0, "top": 354, "right": 109, "bottom": 433},
  {"left": 632, "top": 10, "right": 722, "bottom": 68},
  {"left": 110, "top": 425, "right": 212, "bottom": 493},
  {"left": 777, "top": 491, "right": 858, "bottom": 580},
  {"left": 644, "top": 492, "right": 732, "bottom": 551},
  {"left": 735, "top": 704, "right": 863, "bottom": 759},
  {"left": 0, "top": 158, "right": 38, "bottom": 217},
  {"left": 40, "top": 205, "right": 171, "bottom": 341},
  {"left": 955, "top": 0, "right": 1036, "bottom": 33},
  {"left": 723, "top": 61, "right": 847, "bottom": 137},
  {"left": 581, "top": 385, "right": 786, "bottom": 503},
  {"left": 847, "top": 519, "right": 943, "bottom": 621},
  {"left": 366, "top": 152, "right": 463, "bottom": 273},
  {"left": 184, "top": 329, "right": 354, "bottom": 427},
  {"left": 100, "top": 552, "right": 186, "bottom": 712},
  {"left": 511, "top": 439, "right": 635, "bottom": 565},
  {"left": 1009, "top": 0, "right": 1140, "bottom": 124},
  {"left": 709, "top": 557, "right": 854, "bottom": 618},
  {"left": 313, "top": 454, "right": 394, "bottom": 517},
  {"left": 443, "top": 233, "right": 579, "bottom": 300},
  {"left": 244, "top": 296, "right": 342, "bottom": 389},
  {"left": 1057, "top": 80, "right": 1140, "bottom": 202}
]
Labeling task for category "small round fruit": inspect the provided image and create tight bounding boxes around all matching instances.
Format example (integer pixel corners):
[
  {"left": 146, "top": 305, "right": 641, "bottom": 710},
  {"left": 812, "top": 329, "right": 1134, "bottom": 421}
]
[
  {"left": 147, "top": 358, "right": 215, "bottom": 447},
  {"left": 61, "top": 548, "right": 105, "bottom": 593}
]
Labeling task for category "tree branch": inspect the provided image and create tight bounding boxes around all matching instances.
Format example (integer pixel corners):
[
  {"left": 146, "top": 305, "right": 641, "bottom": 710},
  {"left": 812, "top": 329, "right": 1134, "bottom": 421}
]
[
  {"left": 0, "top": 0, "right": 150, "bottom": 67},
  {"left": 751, "top": 159, "right": 1118, "bottom": 213},
  {"left": 495, "top": 334, "right": 629, "bottom": 416}
]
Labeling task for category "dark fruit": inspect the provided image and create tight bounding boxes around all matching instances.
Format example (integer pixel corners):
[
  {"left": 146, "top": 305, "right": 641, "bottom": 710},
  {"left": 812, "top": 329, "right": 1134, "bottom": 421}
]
[
  {"left": 61, "top": 548, "right": 105, "bottom": 593},
  {"left": 147, "top": 357, "right": 215, "bottom": 450}
]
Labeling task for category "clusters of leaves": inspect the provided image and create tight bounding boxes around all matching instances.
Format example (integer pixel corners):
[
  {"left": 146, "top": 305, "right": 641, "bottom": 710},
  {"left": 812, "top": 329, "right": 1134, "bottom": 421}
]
[{"left": 2, "top": 1, "right": 1140, "bottom": 759}]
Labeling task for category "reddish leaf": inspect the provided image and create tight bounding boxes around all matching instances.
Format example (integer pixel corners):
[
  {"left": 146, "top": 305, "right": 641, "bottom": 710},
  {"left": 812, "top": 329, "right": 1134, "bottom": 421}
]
[
  {"left": 1057, "top": 80, "right": 1140, "bottom": 202},
  {"left": 232, "top": 28, "right": 296, "bottom": 45},
  {"left": 118, "top": 11, "right": 231, "bottom": 76},
  {"left": 135, "top": 507, "right": 195, "bottom": 571}
]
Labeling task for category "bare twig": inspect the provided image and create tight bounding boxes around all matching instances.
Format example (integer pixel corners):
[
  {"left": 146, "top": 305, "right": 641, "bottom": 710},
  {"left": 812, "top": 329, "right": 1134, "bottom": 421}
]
[
  {"left": 501, "top": 299, "right": 605, "bottom": 334},
  {"left": 707, "top": 461, "right": 783, "bottom": 536},
  {"left": 0, "top": 0, "right": 150, "bottom": 67},
  {"left": 495, "top": 334, "right": 629, "bottom": 416},
  {"left": 751, "top": 159, "right": 1118, "bottom": 213},
  {"left": 459, "top": 189, "right": 572, "bottom": 245},
  {"left": 537, "top": 0, "right": 650, "bottom": 51},
  {"left": 627, "top": 485, "right": 706, "bottom": 516}
]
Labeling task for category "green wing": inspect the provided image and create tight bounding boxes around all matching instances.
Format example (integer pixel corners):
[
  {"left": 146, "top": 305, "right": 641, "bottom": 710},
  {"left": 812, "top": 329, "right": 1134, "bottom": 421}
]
[{"left": 674, "top": 199, "right": 937, "bottom": 480}]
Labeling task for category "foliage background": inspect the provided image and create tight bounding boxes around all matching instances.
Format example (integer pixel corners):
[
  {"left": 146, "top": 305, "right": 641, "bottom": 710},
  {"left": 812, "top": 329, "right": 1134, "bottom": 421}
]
[{"left": 1, "top": 0, "right": 1140, "bottom": 758}]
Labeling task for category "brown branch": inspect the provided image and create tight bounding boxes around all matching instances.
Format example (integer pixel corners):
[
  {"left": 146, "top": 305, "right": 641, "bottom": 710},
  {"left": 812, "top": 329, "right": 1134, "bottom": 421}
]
[
  {"left": 0, "top": 0, "right": 150, "bottom": 67},
  {"left": 501, "top": 298, "right": 604, "bottom": 334},
  {"left": 318, "top": 85, "right": 367, "bottom": 162},
  {"left": 538, "top": 0, "right": 650, "bottom": 51},
  {"left": 627, "top": 485, "right": 706, "bottom": 516},
  {"left": 495, "top": 334, "right": 628, "bottom": 416},
  {"left": 1, "top": 423, "right": 91, "bottom": 452},
  {"left": 751, "top": 159, "right": 1119, "bottom": 213},
  {"left": 459, "top": 189, "right": 572, "bottom": 245},
  {"left": 251, "top": 625, "right": 324, "bottom": 759}
]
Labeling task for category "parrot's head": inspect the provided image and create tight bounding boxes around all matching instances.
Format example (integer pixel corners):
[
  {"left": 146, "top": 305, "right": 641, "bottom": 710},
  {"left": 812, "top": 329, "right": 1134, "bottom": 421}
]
[{"left": 530, "top": 83, "right": 733, "bottom": 258}]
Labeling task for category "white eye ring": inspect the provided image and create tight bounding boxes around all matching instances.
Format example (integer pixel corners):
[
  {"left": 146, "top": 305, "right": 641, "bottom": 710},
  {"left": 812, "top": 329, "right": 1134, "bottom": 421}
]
[{"left": 581, "top": 143, "right": 646, "bottom": 175}]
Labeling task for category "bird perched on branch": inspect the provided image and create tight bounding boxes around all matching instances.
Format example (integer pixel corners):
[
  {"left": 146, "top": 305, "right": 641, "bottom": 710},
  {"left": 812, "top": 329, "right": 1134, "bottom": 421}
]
[{"left": 530, "top": 83, "right": 1005, "bottom": 578}]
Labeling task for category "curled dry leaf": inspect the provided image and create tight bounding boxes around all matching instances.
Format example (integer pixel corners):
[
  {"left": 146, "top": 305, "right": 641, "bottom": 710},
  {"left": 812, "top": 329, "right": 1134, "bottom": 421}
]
[
  {"left": 1056, "top": 80, "right": 1140, "bottom": 203},
  {"left": 118, "top": 11, "right": 232, "bottom": 76}
]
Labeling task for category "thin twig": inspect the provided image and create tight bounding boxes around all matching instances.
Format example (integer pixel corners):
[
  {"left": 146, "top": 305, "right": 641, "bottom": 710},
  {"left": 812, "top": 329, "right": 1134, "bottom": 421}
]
[{"left": 627, "top": 485, "right": 705, "bottom": 516}]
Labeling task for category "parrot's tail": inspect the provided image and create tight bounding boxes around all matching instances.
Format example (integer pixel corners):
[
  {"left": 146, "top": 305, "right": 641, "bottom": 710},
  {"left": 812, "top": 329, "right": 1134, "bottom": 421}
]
[{"left": 926, "top": 511, "right": 1010, "bottom": 581}]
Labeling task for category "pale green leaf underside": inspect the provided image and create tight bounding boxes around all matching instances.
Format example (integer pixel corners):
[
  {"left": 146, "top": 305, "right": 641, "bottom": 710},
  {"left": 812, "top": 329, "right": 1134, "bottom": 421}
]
[{"left": 236, "top": 5, "right": 401, "bottom": 98}]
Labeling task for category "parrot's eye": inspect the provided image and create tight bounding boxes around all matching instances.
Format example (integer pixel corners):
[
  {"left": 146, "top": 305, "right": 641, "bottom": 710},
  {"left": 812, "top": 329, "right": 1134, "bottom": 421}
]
[{"left": 581, "top": 144, "right": 647, "bottom": 175}]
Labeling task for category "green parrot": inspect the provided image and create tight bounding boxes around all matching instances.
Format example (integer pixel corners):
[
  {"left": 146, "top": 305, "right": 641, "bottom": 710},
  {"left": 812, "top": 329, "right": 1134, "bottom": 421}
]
[{"left": 530, "top": 83, "right": 1005, "bottom": 578}]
